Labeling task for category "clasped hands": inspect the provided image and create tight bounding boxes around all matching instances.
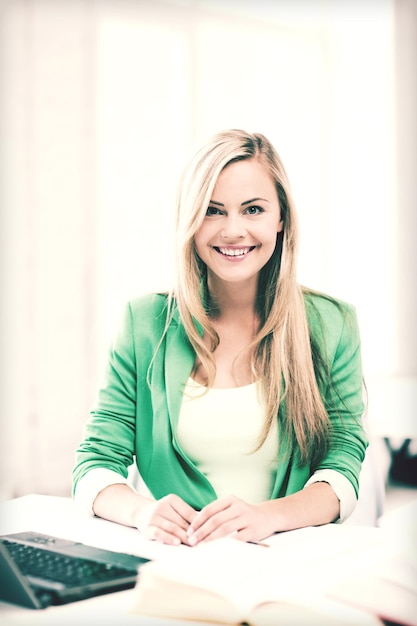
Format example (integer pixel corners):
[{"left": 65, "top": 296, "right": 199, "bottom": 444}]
[{"left": 134, "top": 493, "right": 272, "bottom": 546}]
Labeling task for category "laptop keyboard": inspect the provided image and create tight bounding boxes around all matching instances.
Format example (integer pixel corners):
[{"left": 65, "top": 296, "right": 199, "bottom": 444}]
[{"left": 2, "top": 539, "right": 138, "bottom": 589}]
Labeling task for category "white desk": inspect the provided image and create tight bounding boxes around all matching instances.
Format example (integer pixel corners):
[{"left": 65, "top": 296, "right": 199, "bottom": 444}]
[{"left": 0, "top": 495, "right": 414, "bottom": 626}]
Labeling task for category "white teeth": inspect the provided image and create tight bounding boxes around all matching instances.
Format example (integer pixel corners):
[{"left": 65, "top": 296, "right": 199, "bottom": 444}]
[{"left": 219, "top": 247, "right": 250, "bottom": 257}]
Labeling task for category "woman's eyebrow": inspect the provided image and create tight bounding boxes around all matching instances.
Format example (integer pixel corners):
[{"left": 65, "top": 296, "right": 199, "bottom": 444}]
[
  {"left": 241, "top": 197, "right": 269, "bottom": 206},
  {"left": 208, "top": 197, "right": 270, "bottom": 207}
]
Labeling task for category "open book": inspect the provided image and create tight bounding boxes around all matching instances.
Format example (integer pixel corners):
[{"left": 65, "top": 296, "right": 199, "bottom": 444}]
[{"left": 130, "top": 528, "right": 385, "bottom": 625}]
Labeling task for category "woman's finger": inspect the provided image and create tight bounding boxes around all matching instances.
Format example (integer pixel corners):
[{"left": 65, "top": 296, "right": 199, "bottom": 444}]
[
  {"left": 188, "top": 505, "right": 242, "bottom": 544},
  {"left": 138, "top": 494, "right": 198, "bottom": 545},
  {"left": 188, "top": 495, "right": 235, "bottom": 533}
]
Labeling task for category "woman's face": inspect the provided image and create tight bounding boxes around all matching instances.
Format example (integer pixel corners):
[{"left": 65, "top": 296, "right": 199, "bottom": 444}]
[{"left": 194, "top": 158, "right": 283, "bottom": 288}]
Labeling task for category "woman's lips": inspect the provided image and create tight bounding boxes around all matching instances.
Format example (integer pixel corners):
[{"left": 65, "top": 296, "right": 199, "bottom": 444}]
[{"left": 213, "top": 246, "right": 256, "bottom": 258}]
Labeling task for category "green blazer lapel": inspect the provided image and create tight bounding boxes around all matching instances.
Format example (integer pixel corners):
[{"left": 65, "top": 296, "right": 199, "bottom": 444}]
[{"left": 164, "top": 321, "right": 195, "bottom": 432}]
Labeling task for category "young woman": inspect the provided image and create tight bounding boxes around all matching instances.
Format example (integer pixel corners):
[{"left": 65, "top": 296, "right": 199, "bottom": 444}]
[{"left": 73, "top": 129, "right": 368, "bottom": 546}]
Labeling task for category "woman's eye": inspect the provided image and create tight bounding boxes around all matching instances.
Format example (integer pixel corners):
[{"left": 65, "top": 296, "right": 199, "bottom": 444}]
[
  {"left": 206, "top": 206, "right": 223, "bottom": 216},
  {"left": 245, "top": 205, "right": 264, "bottom": 215}
]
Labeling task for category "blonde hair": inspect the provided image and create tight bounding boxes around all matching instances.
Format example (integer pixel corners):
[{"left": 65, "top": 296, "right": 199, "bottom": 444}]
[{"left": 170, "top": 129, "right": 331, "bottom": 465}]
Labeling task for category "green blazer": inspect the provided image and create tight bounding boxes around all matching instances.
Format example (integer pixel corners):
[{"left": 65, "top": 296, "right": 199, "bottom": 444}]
[{"left": 72, "top": 292, "right": 368, "bottom": 510}]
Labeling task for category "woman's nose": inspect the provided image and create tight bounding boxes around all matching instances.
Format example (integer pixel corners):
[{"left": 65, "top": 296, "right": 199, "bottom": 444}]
[{"left": 221, "top": 215, "right": 247, "bottom": 239}]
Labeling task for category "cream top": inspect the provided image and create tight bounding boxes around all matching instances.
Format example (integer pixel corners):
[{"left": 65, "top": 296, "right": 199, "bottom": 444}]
[{"left": 176, "top": 378, "right": 278, "bottom": 504}]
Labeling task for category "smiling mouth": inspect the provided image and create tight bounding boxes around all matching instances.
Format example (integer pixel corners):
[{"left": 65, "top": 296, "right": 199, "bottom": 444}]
[{"left": 213, "top": 246, "right": 256, "bottom": 257}]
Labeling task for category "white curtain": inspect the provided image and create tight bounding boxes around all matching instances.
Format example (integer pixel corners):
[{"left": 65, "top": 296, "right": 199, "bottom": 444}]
[{"left": 1, "top": 0, "right": 413, "bottom": 500}]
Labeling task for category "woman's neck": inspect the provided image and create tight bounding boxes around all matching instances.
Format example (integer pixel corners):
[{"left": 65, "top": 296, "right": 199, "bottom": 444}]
[
  {"left": 206, "top": 275, "right": 258, "bottom": 320},
  {"left": 193, "top": 276, "right": 260, "bottom": 388}
]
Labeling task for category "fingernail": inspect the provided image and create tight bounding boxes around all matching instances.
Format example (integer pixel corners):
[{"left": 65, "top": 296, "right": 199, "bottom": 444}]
[{"left": 188, "top": 534, "right": 197, "bottom": 546}]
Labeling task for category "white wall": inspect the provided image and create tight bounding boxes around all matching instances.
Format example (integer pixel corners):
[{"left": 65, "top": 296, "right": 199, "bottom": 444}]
[{"left": 0, "top": 0, "right": 413, "bottom": 499}]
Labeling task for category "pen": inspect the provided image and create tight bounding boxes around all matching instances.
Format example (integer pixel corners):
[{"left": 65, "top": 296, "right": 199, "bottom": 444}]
[{"left": 247, "top": 541, "right": 270, "bottom": 548}]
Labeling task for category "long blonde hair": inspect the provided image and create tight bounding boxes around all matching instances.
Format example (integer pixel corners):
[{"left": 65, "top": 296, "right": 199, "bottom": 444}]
[{"left": 170, "top": 129, "right": 331, "bottom": 466}]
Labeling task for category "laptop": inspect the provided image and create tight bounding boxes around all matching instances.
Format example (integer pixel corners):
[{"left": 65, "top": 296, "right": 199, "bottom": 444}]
[{"left": 0, "top": 530, "right": 150, "bottom": 609}]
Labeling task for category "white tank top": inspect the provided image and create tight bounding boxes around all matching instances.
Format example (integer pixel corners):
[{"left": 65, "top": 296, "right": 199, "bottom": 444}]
[{"left": 176, "top": 378, "right": 278, "bottom": 504}]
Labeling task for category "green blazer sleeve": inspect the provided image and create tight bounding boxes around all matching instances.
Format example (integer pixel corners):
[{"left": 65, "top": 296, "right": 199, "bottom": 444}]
[
  {"left": 307, "top": 294, "right": 368, "bottom": 495},
  {"left": 72, "top": 299, "right": 140, "bottom": 486}
]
